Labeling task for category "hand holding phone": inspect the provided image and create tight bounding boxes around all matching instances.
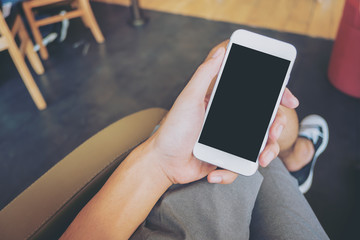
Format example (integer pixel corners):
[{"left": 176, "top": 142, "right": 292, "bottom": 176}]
[
  {"left": 147, "top": 33, "right": 297, "bottom": 185},
  {"left": 193, "top": 30, "right": 297, "bottom": 176}
]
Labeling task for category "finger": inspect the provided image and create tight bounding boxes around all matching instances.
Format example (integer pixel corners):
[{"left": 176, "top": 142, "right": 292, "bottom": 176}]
[
  {"left": 205, "top": 41, "right": 230, "bottom": 98},
  {"left": 205, "top": 40, "right": 229, "bottom": 61},
  {"left": 207, "top": 169, "right": 238, "bottom": 184},
  {"left": 268, "top": 107, "right": 287, "bottom": 141},
  {"left": 182, "top": 47, "right": 225, "bottom": 101},
  {"left": 205, "top": 75, "right": 217, "bottom": 104},
  {"left": 258, "top": 137, "right": 280, "bottom": 167},
  {"left": 281, "top": 88, "right": 299, "bottom": 109},
  {"left": 197, "top": 160, "right": 218, "bottom": 180}
]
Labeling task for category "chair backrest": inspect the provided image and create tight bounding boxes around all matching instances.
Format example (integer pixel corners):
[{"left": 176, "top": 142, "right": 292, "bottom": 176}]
[{"left": 0, "top": 108, "right": 167, "bottom": 240}]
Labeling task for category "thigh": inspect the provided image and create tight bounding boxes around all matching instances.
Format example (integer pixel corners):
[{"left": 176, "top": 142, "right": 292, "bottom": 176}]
[
  {"left": 131, "top": 172, "right": 264, "bottom": 240},
  {"left": 250, "top": 158, "right": 329, "bottom": 240}
]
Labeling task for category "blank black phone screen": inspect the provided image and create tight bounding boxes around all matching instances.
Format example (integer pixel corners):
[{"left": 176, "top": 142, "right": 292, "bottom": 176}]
[{"left": 199, "top": 43, "right": 290, "bottom": 162}]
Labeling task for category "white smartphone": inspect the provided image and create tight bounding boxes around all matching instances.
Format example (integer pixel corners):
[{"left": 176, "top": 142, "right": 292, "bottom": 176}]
[{"left": 193, "top": 29, "right": 297, "bottom": 176}]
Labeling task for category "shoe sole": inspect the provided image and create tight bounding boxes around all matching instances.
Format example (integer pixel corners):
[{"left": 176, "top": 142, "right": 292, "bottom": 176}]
[{"left": 299, "top": 115, "right": 329, "bottom": 194}]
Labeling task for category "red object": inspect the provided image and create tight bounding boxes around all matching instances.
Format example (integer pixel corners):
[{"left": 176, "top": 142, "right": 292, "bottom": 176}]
[{"left": 328, "top": 0, "right": 360, "bottom": 98}]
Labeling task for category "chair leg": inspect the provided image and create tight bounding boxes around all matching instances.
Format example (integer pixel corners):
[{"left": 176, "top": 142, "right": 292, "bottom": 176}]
[
  {"left": 0, "top": 11, "right": 46, "bottom": 110},
  {"left": 77, "top": 0, "right": 105, "bottom": 43},
  {"left": 8, "top": 45, "right": 47, "bottom": 110},
  {"left": 23, "top": 32, "right": 45, "bottom": 75},
  {"left": 25, "top": 40, "right": 45, "bottom": 75},
  {"left": 15, "top": 16, "right": 44, "bottom": 75},
  {"left": 73, "top": 0, "right": 90, "bottom": 28},
  {"left": 22, "top": 2, "right": 49, "bottom": 60}
]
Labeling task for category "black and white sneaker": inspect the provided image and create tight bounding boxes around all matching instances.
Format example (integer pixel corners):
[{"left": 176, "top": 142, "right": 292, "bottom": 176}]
[{"left": 290, "top": 115, "right": 329, "bottom": 194}]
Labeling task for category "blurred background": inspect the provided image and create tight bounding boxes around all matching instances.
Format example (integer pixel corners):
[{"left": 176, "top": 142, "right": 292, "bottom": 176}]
[{"left": 1, "top": 0, "right": 359, "bottom": 239}]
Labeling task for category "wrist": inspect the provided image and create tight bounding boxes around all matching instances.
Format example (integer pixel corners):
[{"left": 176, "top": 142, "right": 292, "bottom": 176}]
[
  {"left": 135, "top": 139, "right": 174, "bottom": 189},
  {"left": 62, "top": 137, "right": 174, "bottom": 239}
]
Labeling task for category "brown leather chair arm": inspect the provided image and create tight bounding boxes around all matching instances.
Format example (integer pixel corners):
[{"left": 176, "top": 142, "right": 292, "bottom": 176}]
[{"left": 0, "top": 108, "right": 167, "bottom": 240}]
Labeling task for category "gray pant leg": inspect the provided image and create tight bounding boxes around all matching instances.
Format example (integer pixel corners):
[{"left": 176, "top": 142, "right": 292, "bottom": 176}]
[
  {"left": 250, "top": 158, "right": 329, "bottom": 240},
  {"left": 131, "top": 172, "right": 264, "bottom": 240}
]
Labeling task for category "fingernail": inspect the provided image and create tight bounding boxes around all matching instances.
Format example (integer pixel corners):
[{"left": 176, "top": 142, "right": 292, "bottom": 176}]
[
  {"left": 212, "top": 47, "right": 224, "bottom": 58},
  {"left": 263, "top": 151, "right": 275, "bottom": 166},
  {"left": 275, "top": 125, "right": 284, "bottom": 139},
  {"left": 209, "top": 176, "right": 222, "bottom": 183},
  {"left": 291, "top": 96, "right": 299, "bottom": 106}
]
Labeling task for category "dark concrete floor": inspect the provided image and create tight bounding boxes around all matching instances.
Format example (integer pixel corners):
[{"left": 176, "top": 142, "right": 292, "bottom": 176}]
[{"left": 0, "top": 3, "right": 359, "bottom": 239}]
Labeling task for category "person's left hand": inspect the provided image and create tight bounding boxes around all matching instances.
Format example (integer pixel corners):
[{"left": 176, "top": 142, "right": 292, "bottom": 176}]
[{"left": 145, "top": 41, "right": 299, "bottom": 185}]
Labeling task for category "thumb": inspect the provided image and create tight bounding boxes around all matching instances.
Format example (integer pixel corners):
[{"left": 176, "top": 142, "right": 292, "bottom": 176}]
[
  {"left": 182, "top": 47, "right": 225, "bottom": 101},
  {"left": 207, "top": 169, "right": 238, "bottom": 184}
]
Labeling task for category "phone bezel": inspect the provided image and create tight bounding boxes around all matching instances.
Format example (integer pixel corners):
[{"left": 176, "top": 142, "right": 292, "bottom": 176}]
[{"left": 193, "top": 29, "right": 297, "bottom": 176}]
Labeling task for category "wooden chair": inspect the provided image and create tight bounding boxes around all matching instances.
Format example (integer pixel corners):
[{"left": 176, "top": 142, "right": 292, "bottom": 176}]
[
  {"left": 0, "top": 10, "right": 47, "bottom": 110},
  {"left": 22, "top": 0, "right": 105, "bottom": 60}
]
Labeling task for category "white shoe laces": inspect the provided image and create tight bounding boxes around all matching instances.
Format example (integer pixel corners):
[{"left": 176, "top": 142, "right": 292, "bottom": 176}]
[{"left": 299, "top": 124, "right": 323, "bottom": 144}]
